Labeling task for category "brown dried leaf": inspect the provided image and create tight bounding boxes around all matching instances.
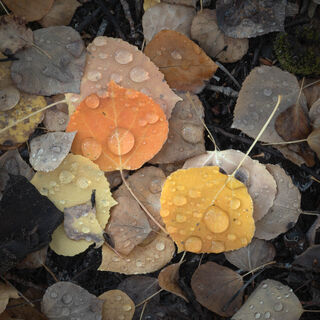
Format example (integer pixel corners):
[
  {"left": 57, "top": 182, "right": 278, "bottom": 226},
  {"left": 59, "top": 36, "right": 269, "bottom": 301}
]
[
  {"left": 99, "top": 290, "right": 135, "bottom": 320},
  {"left": 114, "top": 166, "right": 166, "bottom": 230},
  {"left": 0, "top": 15, "right": 33, "bottom": 55},
  {"left": 293, "top": 245, "right": 320, "bottom": 270},
  {"left": 183, "top": 150, "right": 277, "bottom": 222},
  {"left": 0, "top": 53, "right": 13, "bottom": 89},
  {"left": 302, "top": 78, "right": 320, "bottom": 107},
  {"left": 232, "top": 279, "right": 303, "bottom": 320},
  {"left": 150, "top": 92, "right": 205, "bottom": 164},
  {"left": 307, "top": 128, "right": 320, "bottom": 159},
  {"left": 0, "top": 283, "right": 19, "bottom": 314},
  {"left": 309, "top": 98, "right": 320, "bottom": 128},
  {"left": 158, "top": 262, "right": 188, "bottom": 302},
  {"left": 16, "top": 246, "right": 48, "bottom": 269},
  {"left": 191, "top": 262, "right": 243, "bottom": 317},
  {"left": 39, "top": 0, "right": 81, "bottom": 27},
  {"left": 191, "top": 9, "right": 248, "bottom": 63},
  {"left": 11, "top": 26, "right": 86, "bottom": 96},
  {"left": 225, "top": 238, "right": 276, "bottom": 271},
  {"left": 255, "top": 164, "right": 301, "bottom": 240},
  {"left": 105, "top": 170, "right": 129, "bottom": 189},
  {"left": 29, "top": 132, "right": 76, "bottom": 172},
  {"left": 106, "top": 196, "right": 152, "bottom": 255},
  {"left": 67, "top": 36, "right": 181, "bottom": 119},
  {"left": 99, "top": 233, "right": 175, "bottom": 274},
  {"left": 0, "top": 86, "right": 20, "bottom": 112},
  {"left": 159, "top": 162, "right": 184, "bottom": 176},
  {"left": 216, "top": 0, "right": 286, "bottom": 38},
  {"left": 144, "top": 30, "right": 218, "bottom": 93},
  {"left": 142, "top": 3, "right": 195, "bottom": 43}
]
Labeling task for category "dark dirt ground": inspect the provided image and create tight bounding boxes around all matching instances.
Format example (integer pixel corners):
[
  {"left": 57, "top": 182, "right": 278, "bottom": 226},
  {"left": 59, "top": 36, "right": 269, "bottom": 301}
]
[{"left": 2, "top": 0, "right": 320, "bottom": 319}]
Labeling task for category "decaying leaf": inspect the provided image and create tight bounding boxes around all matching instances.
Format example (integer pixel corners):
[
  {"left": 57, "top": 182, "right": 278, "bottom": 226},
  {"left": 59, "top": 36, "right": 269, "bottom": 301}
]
[
  {"left": 99, "top": 234, "right": 175, "bottom": 274},
  {"left": 99, "top": 290, "right": 135, "bottom": 320},
  {"left": 0, "top": 175, "right": 63, "bottom": 273},
  {"left": 114, "top": 165, "right": 166, "bottom": 231},
  {"left": 183, "top": 150, "right": 277, "bottom": 222},
  {"left": 16, "top": 246, "right": 48, "bottom": 269},
  {"left": 66, "top": 36, "right": 181, "bottom": 118},
  {"left": 42, "top": 282, "right": 103, "bottom": 320},
  {"left": 232, "top": 279, "right": 303, "bottom": 320},
  {"left": 39, "top": 0, "right": 81, "bottom": 27},
  {"left": 67, "top": 82, "right": 168, "bottom": 171},
  {"left": 64, "top": 201, "right": 105, "bottom": 247},
  {"left": 142, "top": 3, "right": 195, "bottom": 43},
  {"left": 191, "top": 262, "right": 243, "bottom": 317},
  {"left": 0, "top": 149, "right": 34, "bottom": 180},
  {"left": 293, "top": 245, "right": 320, "bottom": 271},
  {"left": 160, "top": 166, "right": 255, "bottom": 253},
  {"left": 144, "top": 30, "right": 218, "bottom": 93},
  {"left": 29, "top": 132, "right": 76, "bottom": 172},
  {"left": 3, "top": 0, "right": 54, "bottom": 22},
  {"left": 150, "top": 92, "right": 205, "bottom": 164},
  {"left": 307, "top": 128, "right": 320, "bottom": 158},
  {"left": 0, "top": 86, "right": 20, "bottom": 112},
  {"left": 0, "top": 15, "right": 33, "bottom": 55},
  {"left": 302, "top": 78, "right": 320, "bottom": 107},
  {"left": 309, "top": 98, "right": 320, "bottom": 128},
  {"left": 106, "top": 196, "right": 152, "bottom": 255},
  {"left": 0, "top": 283, "right": 19, "bottom": 314},
  {"left": 0, "top": 92, "right": 46, "bottom": 147},
  {"left": 225, "top": 238, "right": 276, "bottom": 271},
  {"left": 191, "top": 9, "right": 248, "bottom": 63},
  {"left": 158, "top": 261, "right": 188, "bottom": 302},
  {"left": 11, "top": 26, "right": 86, "bottom": 96},
  {"left": 216, "top": 0, "right": 286, "bottom": 38},
  {"left": 255, "top": 164, "right": 301, "bottom": 240},
  {"left": 31, "top": 154, "right": 116, "bottom": 256}
]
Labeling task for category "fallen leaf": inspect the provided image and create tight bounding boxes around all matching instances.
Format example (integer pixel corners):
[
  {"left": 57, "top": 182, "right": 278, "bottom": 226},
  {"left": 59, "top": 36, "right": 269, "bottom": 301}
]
[
  {"left": 99, "top": 290, "right": 135, "bottom": 320},
  {"left": 216, "top": 0, "right": 286, "bottom": 38},
  {"left": 0, "top": 283, "right": 19, "bottom": 314},
  {"left": 114, "top": 166, "right": 166, "bottom": 230},
  {"left": 0, "top": 175, "right": 63, "bottom": 273},
  {"left": 158, "top": 261, "right": 188, "bottom": 302},
  {"left": 0, "top": 15, "right": 33, "bottom": 55},
  {"left": 67, "top": 81, "right": 168, "bottom": 171},
  {"left": 41, "top": 282, "right": 103, "bottom": 320},
  {"left": 144, "top": 0, "right": 161, "bottom": 11},
  {"left": 99, "top": 233, "right": 175, "bottom": 274},
  {"left": 64, "top": 201, "right": 105, "bottom": 247},
  {"left": 0, "top": 149, "right": 34, "bottom": 180},
  {"left": 150, "top": 92, "right": 205, "bottom": 164},
  {"left": 144, "top": 30, "right": 218, "bottom": 93},
  {"left": 66, "top": 36, "right": 181, "bottom": 119},
  {"left": 0, "top": 53, "right": 13, "bottom": 88},
  {"left": 16, "top": 246, "right": 48, "bottom": 269},
  {"left": 160, "top": 166, "right": 255, "bottom": 253},
  {"left": 231, "top": 279, "right": 303, "bottom": 320},
  {"left": 293, "top": 245, "right": 320, "bottom": 271},
  {"left": 307, "top": 128, "right": 320, "bottom": 159},
  {"left": 106, "top": 196, "right": 152, "bottom": 255},
  {"left": 225, "top": 238, "right": 276, "bottom": 271},
  {"left": 0, "top": 86, "right": 20, "bottom": 112},
  {"left": 191, "top": 9, "right": 248, "bottom": 63},
  {"left": 306, "top": 215, "right": 320, "bottom": 245},
  {"left": 3, "top": 0, "right": 54, "bottom": 22},
  {"left": 43, "top": 107, "right": 69, "bottom": 132},
  {"left": 105, "top": 170, "right": 129, "bottom": 189},
  {"left": 0, "top": 92, "right": 46, "bottom": 147},
  {"left": 159, "top": 162, "right": 184, "bottom": 176},
  {"left": 183, "top": 150, "right": 277, "bottom": 222},
  {"left": 302, "top": 78, "right": 320, "bottom": 107},
  {"left": 309, "top": 98, "right": 320, "bottom": 128},
  {"left": 191, "top": 261, "right": 243, "bottom": 317},
  {"left": 142, "top": 3, "right": 195, "bottom": 43},
  {"left": 255, "top": 164, "right": 301, "bottom": 240},
  {"left": 11, "top": 26, "right": 86, "bottom": 96},
  {"left": 31, "top": 154, "right": 116, "bottom": 256},
  {"left": 39, "top": 0, "right": 81, "bottom": 27}
]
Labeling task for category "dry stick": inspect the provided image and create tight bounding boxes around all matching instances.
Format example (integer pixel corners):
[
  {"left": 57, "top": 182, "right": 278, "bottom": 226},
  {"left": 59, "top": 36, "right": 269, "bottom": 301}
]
[
  {"left": 119, "top": 0, "right": 136, "bottom": 38},
  {"left": 41, "top": 263, "right": 59, "bottom": 283},
  {"left": 139, "top": 301, "right": 147, "bottom": 320},
  {"left": 303, "top": 79, "right": 320, "bottom": 90},
  {"left": 135, "top": 288, "right": 164, "bottom": 308},
  {"left": 215, "top": 61, "right": 241, "bottom": 89},
  {"left": 262, "top": 138, "right": 307, "bottom": 146},
  {"left": 0, "top": 99, "right": 67, "bottom": 134},
  {"left": 119, "top": 169, "right": 168, "bottom": 234},
  {"left": 0, "top": 0, "right": 9, "bottom": 14}
]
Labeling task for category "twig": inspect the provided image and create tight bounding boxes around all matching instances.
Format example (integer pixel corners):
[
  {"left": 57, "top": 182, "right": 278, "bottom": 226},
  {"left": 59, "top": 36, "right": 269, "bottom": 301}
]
[
  {"left": 135, "top": 0, "right": 142, "bottom": 21},
  {"left": 77, "top": 7, "right": 101, "bottom": 33},
  {"left": 215, "top": 61, "right": 241, "bottom": 89},
  {"left": 0, "top": 0, "right": 9, "bottom": 14},
  {"left": 96, "top": 18, "right": 108, "bottom": 36},
  {"left": 41, "top": 263, "right": 59, "bottom": 283},
  {"left": 207, "top": 85, "right": 239, "bottom": 98},
  {"left": 135, "top": 288, "right": 163, "bottom": 308},
  {"left": 119, "top": 0, "right": 137, "bottom": 38}
]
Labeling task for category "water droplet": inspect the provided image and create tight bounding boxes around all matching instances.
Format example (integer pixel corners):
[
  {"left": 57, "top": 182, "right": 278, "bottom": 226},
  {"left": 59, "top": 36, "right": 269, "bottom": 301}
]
[
  {"left": 181, "top": 124, "right": 203, "bottom": 144},
  {"left": 61, "top": 307, "right": 70, "bottom": 316},
  {"left": 129, "top": 67, "right": 149, "bottom": 82},
  {"left": 149, "top": 178, "right": 162, "bottom": 194},
  {"left": 185, "top": 236, "right": 202, "bottom": 252},
  {"left": 110, "top": 73, "right": 123, "bottom": 83},
  {"left": 82, "top": 227, "right": 90, "bottom": 233},
  {"left": 171, "top": 50, "right": 182, "bottom": 60},
  {"left": 227, "top": 234, "right": 236, "bottom": 241},
  {"left": 59, "top": 171, "right": 74, "bottom": 184},
  {"left": 176, "top": 214, "right": 187, "bottom": 222},
  {"left": 156, "top": 242, "right": 165, "bottom": 251},
  {"left": 173, "top": 195, "right": 187, "bottom": 206},
  {"left": 77, "top": 177, "right": 91, "bottom": 189},
  {"left": 115, "top": 49, "right": 133, "bottom": 64},
  {"left": 98, "top": 52, "right": 108, "bottom": 59},
  {"left": 50, "top": 291, "right": 58, "bottom": 298},
  {"left": 62, "top": 293, "right": 73, "bottom": 304},
  {"left": 263, "top": 88, "right": 272, "bottom": 96},
  {"left": 112, "top": 256, "right": 120, "bottom": 262},
  {"left": 136, "top": 260, "right": 143, "bottom": 267},
  {"left": 273, "top": 302, "right": 283, "bottom": 312},
  {"left": 87, "top": 71, "right": 102, "bottom": 82},
  {"left": 264, "top": 311, "right": 271, "bottom": 319},
  {"left": 249, "top": 304, "right": 254, "bottom": 310},
  {"left": 145, "top": 112, "right": 159, "bottom": 124},
  {"left": 115, "top": 295, "right": 122, "bottom": 301},
  {"left": 230, "top": 198, "right": 241, "bottom": 210},
  {"left": 211, "top": 241, "right": 225, "bottom": 252},
  {"left": 262, "top": 283, "right": 268, "bottom": 289},
  {"left": 81, "top": 137, "right": 102, "bottom": 160},
  {"left": 160, "top": 209, "right": 170, "bottom": 217},
  {"left": 254, "top": 312, "right": 261, "bottom": 319},
  {"left": 123, "top": 304, "right": 132, "bottom": 311},
  {"left": 204, "top": 206, "right": 229, "bottom": 233},
  {"left": 93, "top": 37, "right": 107, "bottom": 46},
  {"left": 107, "top": 127, "right": 135, "bottom": 156},
  {"left": 188, "top": 189, "right": 201, "bottom": 198}
]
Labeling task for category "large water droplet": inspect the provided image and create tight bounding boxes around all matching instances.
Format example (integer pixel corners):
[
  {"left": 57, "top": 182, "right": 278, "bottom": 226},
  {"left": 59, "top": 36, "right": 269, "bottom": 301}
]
[
  {"left": 145, "top": 112, "right": 159, "bottom": 124},
  {"left": 173, "top": 195, "right": 187, "bottom": 206},
  {"left": 107, "top": 127, "right": 135, "bottom": 156},
  {"left": 81, "top": 137, "right": 102, "bottom": 160},
  {"left": 229, "top": 198, "right": 241, "bottom": 210},
  {"left": 171, "top": 50, "right": 182, "bottom": 60},
  {"left": 59, "top": 170, "right": 75, "bottom": 184},
  {"left": 93, "top": 37, "right": 108, "bottom": 46},
  {"left": 185, "top": 236, "right": 202, "bottom": 252},
  {"left": 181, "top": 124, "right": 203, "bottom": 144},
  {"left": 264, "top": 311, "right": 271, "bottom": 319},
  {"left": 204, "top": 206, "right": 229, "bottom": 233},
  {"left": 50, "top": 291, "right": 58, "bottom": 298},
  {"left": 62, "top": 293, "right": 73, "bottom": 304},
  {"left": 129, "top": 67, "right": 149, "bottom": 82},
  {"left": 87, "top": 71, "right": 102, "bottom": 82},
  {"left": 156, "top": 242, "right": 165, "bottom": 251},
  {"left": 176, "top": 214, "right": 187, "bottom": 222},
  {"left": 77, "top": 177, "right": 91, "bottom": 189},
  {"left": 273, "top": 302, "right": 283, "bottom": 312},
  {"left": 254, "top": 312, "right": 261, "bottom": 319},
  {"left": 263, "top": 88, "right": 272, "bottom": 96},
  {"left": 114, "top": 49, "right": 133, "bottom": 64}
]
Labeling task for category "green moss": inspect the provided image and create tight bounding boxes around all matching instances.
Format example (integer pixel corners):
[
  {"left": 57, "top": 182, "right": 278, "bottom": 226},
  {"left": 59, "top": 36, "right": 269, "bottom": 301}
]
[{"left": 274, "top": 26, "right": 320, "bottom": 76}]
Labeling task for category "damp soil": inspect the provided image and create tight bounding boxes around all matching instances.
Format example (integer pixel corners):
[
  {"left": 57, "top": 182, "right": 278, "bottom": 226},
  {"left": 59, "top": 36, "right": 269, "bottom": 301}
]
[{"left": 3, "top": 1, "right": 320, "bottom": 319}]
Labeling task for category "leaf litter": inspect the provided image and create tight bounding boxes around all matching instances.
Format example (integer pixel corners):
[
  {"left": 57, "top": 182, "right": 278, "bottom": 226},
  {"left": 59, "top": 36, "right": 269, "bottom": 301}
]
[{"left": 0, "top": 283, "right": 19, "bottom": 314}]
